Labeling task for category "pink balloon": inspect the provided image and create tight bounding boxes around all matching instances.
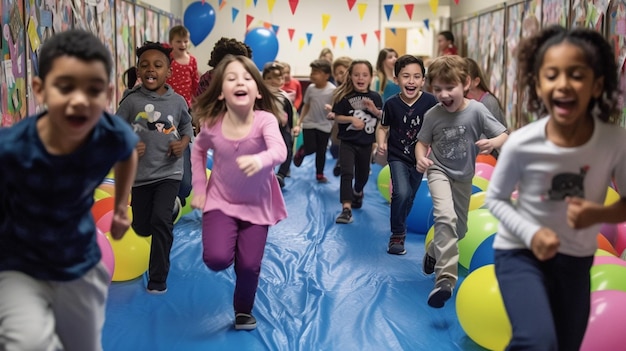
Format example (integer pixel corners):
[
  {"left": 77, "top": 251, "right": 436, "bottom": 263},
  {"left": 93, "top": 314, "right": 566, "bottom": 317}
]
[
  {"left": 593, "top": 255, "right": 626, "bottom": 268},
  {"left": 581, "top": 290, "right": 626, "bottom": 350},
  {"left": 96, "top": 229, "right": 115, "bottom": 282},
  {"left": 614, "top": 222, "right": 626, "bottom": 257},
  {"left": 96, "top": 210, "right": 114, "bottom": 234},
  {"left": 475, "top": 163, "right": 495, "bottom": 181}
]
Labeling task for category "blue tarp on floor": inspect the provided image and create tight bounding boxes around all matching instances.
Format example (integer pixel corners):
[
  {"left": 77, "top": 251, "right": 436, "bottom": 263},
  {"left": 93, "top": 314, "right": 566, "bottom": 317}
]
[{"left": 103, "top": 154, "right": 487, "bottom": 351}]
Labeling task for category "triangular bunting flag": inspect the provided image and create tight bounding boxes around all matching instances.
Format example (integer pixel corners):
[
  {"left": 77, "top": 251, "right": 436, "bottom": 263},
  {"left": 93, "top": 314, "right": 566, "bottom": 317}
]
[
  {"left": 339, "top": 41, "right": 346, "bottom": 49},
  {"left": 253, "top": 0, "right": 258, "bottom": 6},
  {"left": 288, "top": 28, "right": 295, "bottom": 41},
  {"left": 330, "top": 36, "right": 337, "bottom": 48},
  {"left": 390, "top": 28, "right": 397, "bottom": 35},
  {"left": 418, "top": 28, "right": 424, "bottom": 36},
  {"left": 454, "top": 0, "right": 459, "bottom": 4},
  {"left": 306, "top": 33, "right": 313, "bottom": 45},
  {"left": 322, "top": 14, "right": 331, "bottom": 31},
  {"left": 298, "top": 38, "right": 306, "bottom": 50},
  {"left": 268, "top": 0, "right": 276, "bottom": 13},
  {"left": 405, "top": 4, "right": 414, "bottom": 20},
  {"left": 288, "top": 0, "right": 299, "bottom": 15},
  {"left": 245, "top": 0, "right": 252, "bottom": 8},
  {"left": 231, "top": 8, "right": 239, "bottom": 22},
  {"left": 357, "top": 3, "right": 367, "bottom": 20},
  {"left": 384, "top": 4, "right": 392, "bottom": 21},
  {"left": 218, "top": 0, "right": 223, "bottom": 6},
  {"left": 346, "top": 35, "right": 353, "bottom": 48},
  {"left": 393, "top": 4, "right": 400, "bottom": 14},
  {"left": 321, "top": 39, "right": 327, "bottom": 48},
  {"left": 361, "top": 33, "right": 367, "bottom": 45},
  {"left": 429, "top": 0, "right": 438, "bottom": 15},
  {"left": 423, "top": 19, "right": 429, "bottom": 30},
  {"left": 263, "top": 21, "right": 272, "bottom": 29},
  {"left": 219, "top": 0, "right": 227, "bottom": 11},
  {"left": 374, "top": 30, "right": 380, "bottom": 42},
  {"left": 271, "top": 24, "right": 279, "bottom": 34},
  {"left": 347, "top": 0, "right": 357, "bottom": 11},
  {"left": 246, "top": 14, "right": 254, "bottom": 28}
]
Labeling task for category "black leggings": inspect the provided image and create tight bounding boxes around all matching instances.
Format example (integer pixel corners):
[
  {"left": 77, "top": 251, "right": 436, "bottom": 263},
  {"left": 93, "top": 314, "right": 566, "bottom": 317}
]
[{"left": 338, "top": 141, "right": 372, "bottom": 204}]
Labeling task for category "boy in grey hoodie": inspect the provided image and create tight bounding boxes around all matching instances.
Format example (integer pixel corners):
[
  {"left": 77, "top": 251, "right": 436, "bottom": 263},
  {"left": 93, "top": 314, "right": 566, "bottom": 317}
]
[{"left": 117, "top": 42, "right": 194, "bottom": 294}]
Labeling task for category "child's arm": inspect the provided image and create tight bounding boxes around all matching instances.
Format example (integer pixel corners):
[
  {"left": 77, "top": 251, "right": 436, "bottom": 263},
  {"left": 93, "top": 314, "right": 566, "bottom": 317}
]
[
  {"left": 168, "top": 106, "right": 194, "bottom": 157},
  {"left": 110, "top": 150, "right": 138, "bottom": 240},
  {"left": 190, "top": 124, "right": 211, "bottom": 210},
  {"left": 475, "top": 132, "right": 509, "bottom": 155},
  {"left": 237, "top": 114, "right": 287, "bottom": 176},
  {"left": 376, "top": 124, "right": 389, "bottom": 156},
  {"left": 292, "top": 103, "right": 310, "bottom": 136},
  {"left": 335, "top": 113, "right": 365, "bottom": 130},
  {"left": 415, "top": 141, "right": 433, "bottom": 173},
  {"left": 566, "top": 196, "right": 626, "bottom": 229}
]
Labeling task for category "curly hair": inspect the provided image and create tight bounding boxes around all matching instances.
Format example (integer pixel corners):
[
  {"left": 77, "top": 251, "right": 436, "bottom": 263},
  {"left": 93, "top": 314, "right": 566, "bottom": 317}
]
[
  {"left": 517, "top": 25, "right": 620, "bottom": 123},
  {"left": 208, "top": 37, "right": 252, "bottom": 67},
  {"left": 136, "top": 41, "right": 172, "bottom": 65}
]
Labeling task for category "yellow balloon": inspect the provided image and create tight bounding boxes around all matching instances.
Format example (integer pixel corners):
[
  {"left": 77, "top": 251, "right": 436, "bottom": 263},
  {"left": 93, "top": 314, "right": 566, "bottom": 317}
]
[
  {"left": 596, "top": 248, "right": 616, "bottom": 257},
  {"left": 472, "top": 175, "right": 490, "bottom": 192},
  {"left": 469, "top": 191, "right": 487, "bottom": 211},
  {"left": 425, "top": 225, "right": 434, "bottom": 251},
  {"left": 106, "top": 227, "right": 151, "bottom": 282},
  {"left": 93, "top": 188, "right": 111, "bottom": 201},
  {"left": 605, "top": 187, "right": 620, "bottom": 206},
  {"left": 456, "top": 265, "right": 511, "bottom": 351}
]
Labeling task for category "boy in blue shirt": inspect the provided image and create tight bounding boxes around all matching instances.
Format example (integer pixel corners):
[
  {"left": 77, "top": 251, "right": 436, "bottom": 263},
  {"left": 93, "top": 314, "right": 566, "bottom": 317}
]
[{"left": 0, "top": 30, "right": 139, "bottom": 350}]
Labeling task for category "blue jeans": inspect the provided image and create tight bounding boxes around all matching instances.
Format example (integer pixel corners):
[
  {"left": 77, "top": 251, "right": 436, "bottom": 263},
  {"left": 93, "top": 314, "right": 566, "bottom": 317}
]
[
  {"left": 495, "top": 249, "right": 593, "bottom": 351},
  {"left": 389, "top": 160, "right": 423, "bottom": 234}
]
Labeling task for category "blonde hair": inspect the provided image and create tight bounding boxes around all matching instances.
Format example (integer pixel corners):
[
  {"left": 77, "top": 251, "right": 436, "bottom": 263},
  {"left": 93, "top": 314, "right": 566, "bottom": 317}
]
[{"left": 426, "top": 55, "right": 469, "bottom": 86}]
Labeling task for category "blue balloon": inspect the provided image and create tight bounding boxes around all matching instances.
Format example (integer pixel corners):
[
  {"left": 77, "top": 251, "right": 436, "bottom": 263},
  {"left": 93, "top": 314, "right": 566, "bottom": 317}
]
[
  {"left": 184, "top": 2, "right": 215, "bottom": 46},
  {"left": 406, "top": 178, "right": 435, "bottom": 235},
  {"left": 244, "top": 28, "right": 279, "bottom": 71},
  {"left": 468, "top": 234, "right": 496, "bottom": 273}
]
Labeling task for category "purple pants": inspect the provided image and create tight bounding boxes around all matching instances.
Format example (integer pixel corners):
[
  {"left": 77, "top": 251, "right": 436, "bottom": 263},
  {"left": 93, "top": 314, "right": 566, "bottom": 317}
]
[{"left": 201, "top": 210, "right": 268, "bottom": 314}]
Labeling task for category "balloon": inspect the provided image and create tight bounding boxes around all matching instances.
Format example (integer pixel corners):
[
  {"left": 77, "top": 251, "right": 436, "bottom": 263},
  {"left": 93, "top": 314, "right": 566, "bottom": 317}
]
[
  {"left": 96, "top": 229, "right": 115, "bottom": 281},
  {"left": 593, "top": 255, "right": 626, "bottom": 268},
  {"left": 475, "top": 162, "right": 495, "bottom": 181},
  {"left": 377, "top": 165, "right": 391, "bottom": 202},
  {"left": 245, "top": 27, "right": 279, "bottom": 71},
  {"left": 604, "top": 186, "right": 620, "bottom": 205},
  {"left": 184, "top": 2, "right": 215, "bottom": 46},
  {"left": 469, "top": 191, "right": 486, "bottom": 211},
  {"left": 614, "top": 222, "right": 626, "bottom": 257},
  {"left": 597, "top": 234, "right": 618, "bottom": 256},
  {"left": 406, "top": 178, "right": 434, "bottom": 234},
  {"left": 468, "top": 234, "right": 495, "bottom": 272},
  {"left": 472, "top": 175, "right": 490, "bottom": 192},
  {"left": 580, "top": 290, "right": 626, "bottom": 351},
  {"left": 590, "top": 264, "right": 626, "bottom": 293},
  {"left": 91, "top": 197, "right": 115, "bottom": 223},
  {"left": 458, "top": 209, "right": 499, "bottom": 269},
  {"left": 456, "top": 265, "right": 511, "bottom": 351},
  {"left": 107, "top": 228, "right": 151, "bottom": 282},
  {"left": 476, "top": 154, "right": 497, "bottom": 167}
]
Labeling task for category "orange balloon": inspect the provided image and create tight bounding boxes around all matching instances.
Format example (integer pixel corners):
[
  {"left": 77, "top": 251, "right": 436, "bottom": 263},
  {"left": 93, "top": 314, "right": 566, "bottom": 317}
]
[
  {"left": 597, "top": 233, "right": 619, "bottom": 256},
  {"left": 91, "top": 197, "right": 115, "bottom": 223},
  {"left": 476, "top": 154, "right": 497, "bottom": 167}
]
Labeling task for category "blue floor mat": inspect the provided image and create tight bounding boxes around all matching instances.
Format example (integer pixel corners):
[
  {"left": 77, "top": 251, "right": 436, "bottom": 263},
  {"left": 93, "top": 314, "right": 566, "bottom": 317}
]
[{"left": 103, "top": 154, "right": 488, "bottom": 351}]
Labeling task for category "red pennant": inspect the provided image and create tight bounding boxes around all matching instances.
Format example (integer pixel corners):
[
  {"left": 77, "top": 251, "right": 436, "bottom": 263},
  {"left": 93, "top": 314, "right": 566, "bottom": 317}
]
[
  {"left": 361, "top": 33, "right": 367, "bottom": 45},
  {"left": 454, "top": 0, "right": 459, "bottom": 4},
  {"left": 405, "top": 4, "right": 414, "bottom": 20},
  {"left": 246, "top": 14, "right": 254, "bottom": 28},
  {"left": 347, "top": 0, "right": 357, "bottom": 11},
  {"left": 288, "top": 28, "right": 295, "bottom": 41},
  {"left": 288, "top": 0, "right": 299, "bottom": 15},
  {"left": 374, "top": 30, "right": 380, "bottom": 42}
]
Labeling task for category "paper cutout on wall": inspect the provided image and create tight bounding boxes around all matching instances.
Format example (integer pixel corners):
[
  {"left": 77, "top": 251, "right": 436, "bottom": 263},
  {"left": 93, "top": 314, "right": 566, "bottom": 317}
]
[
  {"left": 267, "top": 0, "right": 276, "bottom": 13},
  {"left": 347, "top": 0, "right": 357, "bottom": 11},
  {"left": 339, "top": 41, "right": 345, "bottom": 49},
  {"left": 454, "top": 0, "right": 459, "bottom": 4},
  {"left": 405, "top": 4, "right": 414, "bottom": 20},
  {"left": 217, "top": 0, "right": 222, "bottom": 5},
  {"left": 288, "top": 28, "right": 295, "bottom": 40},
  {"left": 393, "top": 4, "right": 400, "bottom": 14},
  {"left": 390, "top": 27, "right": 397, "bottom": 35},
  {"left": 298, "top": 38, "right": 305, "bottom": 50},
  {"left": 272, "top": 24, "right": 279, "bottom": 34},
  {"left": 424, "top": 19, "right": 430, "bottom": 30},
  {"left": 253, "top": 0, "right": 258, "bottom": 6},
  {"left": 232, "top": 7, "right": 239, "bottom": 22},
  {"left": 374, "top": 30, "right": 380, "bottom": 41},
  {"left": 430, "top": 0, "right": 439, "bottom": 14},
  {"left": 357, "top": 3, "right": 367, "bottom": 20},
  {"left": 322, "top": 14, "right": 330, "bottom": 30},
  {"left": 330, "top": 35, "right": 337, "bottom": 48},
  {"left": 245, "top": 0, "right": 253, "bottom": 8},
  {"left": 321, "top": 39, "right": 327, "bottom": 47},
  {"left": 289, "top": 0, "right": 299, "bottom": 15},
  {"left": 263, "top": 21, "right": 272, "bottom": 29},
  {"left": 219, "top": 1, "right": 227, "bottom": 11},
  {"left": 361, "top": 33, "right": 367, "bottom": 45},
  {"left": 306, "top": 32, "right": 313, "bottom": 44},
  {"left": 384, "top": 5, "right": 392, "bottom": 21},
  {"left": 246, "top": 14, "right": 254, "bottom": 28},
  {"left": 346, "top": 35, "right": 353, "bottom": 48}
]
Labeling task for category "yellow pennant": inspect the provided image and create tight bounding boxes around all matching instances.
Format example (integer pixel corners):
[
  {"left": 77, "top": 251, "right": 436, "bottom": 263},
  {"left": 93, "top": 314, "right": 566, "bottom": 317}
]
[
  {"left": 339, "top": 41, "right": 346, "bottom": 49},
  {"left": 321, "top": 39, "right": 327, "bottom": 47},
  {"left": 357, "top": 3, "right": 367, "bottom": 20},
  {"left": 429, "top": 0, "right": 438, "bottom": 15},
  {"left": 322, "top": 13, "right": 331, "bottom": 31},
  {"left": 298, "top": 38, "right": 306, "bottom": 51},
  {"left": 393, "top": 4, "right": 400, "bottom": 14},
  {"left": 268, "top": 0, "right": 276, "bottom": 13},
  {"left": 245, "top": 0, "right": 252, "bottom": 8}
]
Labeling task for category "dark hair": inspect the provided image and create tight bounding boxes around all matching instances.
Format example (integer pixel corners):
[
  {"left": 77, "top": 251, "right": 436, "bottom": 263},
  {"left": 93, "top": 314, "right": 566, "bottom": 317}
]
[
  {"left": 38, "top": 29, "right": 112, "bottom": 82},
  {"left": 310, "top": 59, "right": 332, "bottom": 75},
  {"left": 438, "top": 31, "right": 455, "bottom": 43},
  {"left": 136, "top": 41, "right": 172, "bottom": 65},
  {"left": 192, "top": 55, "right": 281, "bottom": 128},
  {"left": 394, "top": 55, "right": 425, "bottom": 77},
  {"left": 169, "top": 25, "right": 189, "bottom": 42},
  {"left": 208, "top": 37, "right": 252, "bottom": 67},
  {"left": 375, "top": 48, "right": 399, "bottom": 93},
  {"left": 123, "top": 66, "right": 138, "bottom": 88},
  {"left": 332, "top": 59, "right": 373, "bottom": 104},
  {"left": 517, "top": 25, "right": 620, "bottom": 123}
]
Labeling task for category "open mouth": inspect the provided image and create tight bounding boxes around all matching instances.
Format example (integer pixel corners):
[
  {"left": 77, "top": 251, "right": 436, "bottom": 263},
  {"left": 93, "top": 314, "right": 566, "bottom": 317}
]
[
  {"left": 67, "top": 115, "right": 88, "bottom": 127},
  {"left": 144, "top": 76, "right": 157, "bottom": 84}
]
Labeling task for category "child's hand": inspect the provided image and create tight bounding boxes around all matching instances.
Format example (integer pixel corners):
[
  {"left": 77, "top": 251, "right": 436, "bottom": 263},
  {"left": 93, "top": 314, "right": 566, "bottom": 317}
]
[
  {"left": 351, "top": 117, "right": 365, "bottom": 130},
  {"left": 475, "top": 139, "right": 494, "bottom": 154},
  {"left": 363, "top": 99, "right": 378, "bottom": 115},
  {"left": 566, "top": 197, "right": 601, "bottom": 229},
  {"left": 416, "top": 157, "right": 433, "bottom": 173},
  {"left": 168, "top": 140, "right": 185, "bottom": 158},
  {"left": 324, "top": 104, "right": 335, "bottom": 120},
  {"left": 136, "top": 141, "right": 146, "bottom": 157},
  {"left": 292, "top": 125, "right": 301, "bottom": 136},
  {"left": 191, "top": 194, "right": 206, "bottom": 210},
  {"left": 377, "top": 143, "right": 387, "bottom": 156},
  {"left": 236, "top": 155, "right": 262, "bottom": 176},
  {"left": 109, "top": 208, "right": 131, "bottom": 240},
  {"left": 530, "top": 228, "right": 560, "bottom": 261}
]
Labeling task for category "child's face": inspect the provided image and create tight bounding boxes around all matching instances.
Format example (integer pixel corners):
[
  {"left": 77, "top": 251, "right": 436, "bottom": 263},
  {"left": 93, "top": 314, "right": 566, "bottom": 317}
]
[
  {"left": 350, "top": 63, "right": 372, "bottom": 93},
  {"left": 383, "top": 52, "right": 398, "bottom": 71},
  {"left": 219, "top": 61, "right": 261, "bottom": 109},
  {"left": 309, "top": 68, "right": 329, "bottom": 87},
  {"left": 282, "top": 66, "right": 291, "bottom": 82},
  {"left": 333, "top": 65, "right": 348, "bottom": 86},
  {"left": 395, "top": 63, "right": 425, "bottom": 102},
  {"left": 431, "top": 76, "right": 470, "bottom": 112},
  {"left": 536, "top": 42, "right": 603, "bottom": 126},
  {"left": 32, "top": 55, "right": 112, "bottom": 141},
  {"left": 264, "top": 70, "right": 284, "bottom": 91},
  {"left": 137, "top": 49, "right": 171, "bottom": 94},
  {"left": 437, "top": 35, "right": 451, "bottom": 52},
  {"left": 170, "top": 34, "right": 189, "bottom": 55}
]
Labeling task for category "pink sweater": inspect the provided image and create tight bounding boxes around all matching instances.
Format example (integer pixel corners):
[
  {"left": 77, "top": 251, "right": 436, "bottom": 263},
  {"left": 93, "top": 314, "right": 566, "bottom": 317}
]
[{"left": 191, "top": 110, "right": 287, "bottom": 225}]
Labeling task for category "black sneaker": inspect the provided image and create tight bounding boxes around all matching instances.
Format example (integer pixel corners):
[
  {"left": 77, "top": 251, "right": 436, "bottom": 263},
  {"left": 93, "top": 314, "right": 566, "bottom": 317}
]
[
  {"left": 335, "top": 208, "right": 353, "bottom": 224},
  {"left": 333, "top": 164, "right": 341, "bottom": 177},
  {"left": 427, "top": 279, "right": 453, "bottom": 308},
  {"left": 422, "top": 253, "right": 436, "bottom": 275},
  {"left": 352, "top": 191, "right": 364, "bottom": 209},
  {"left": 293, "top": 147, "right": 305, "bottom": 167},
  {"left": 387, "top": 234, "right": 406, "bottom": 255},
  {"left": 172, "top": 196, "right": 182, "bottom": 222},
  {"left": 235, "top": 313, "right": 257, "bottom": 330},
  {"left": 276, "top": 174, "right": 285, "bottom": 188},
  {"left": 146, "top": 281, "right": 167, "bottom": 295}
]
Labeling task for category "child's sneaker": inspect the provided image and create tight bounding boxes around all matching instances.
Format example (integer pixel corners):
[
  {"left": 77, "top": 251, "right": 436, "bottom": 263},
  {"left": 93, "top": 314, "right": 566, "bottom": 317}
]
[
  {"left": 333, "top": 164, "right": 341, "bottom": 177},
  {"left": 422, "top": 253, "right": 436, "bottom": 275},
  {"left": 293, "top": 147, "right": 305, "bottom": 167},
  {"left": 427, "top": 279, "right": 453, "bottom": 308},
  {"left": 352, "top": 191, "right": 364, "bottom": 209},
  {"left": 172, "top": 196, "right": 182, "bottom": 222},
  {"left": 387, "top": 234, "right": 406, "bottom": 255},
  {"left": 335, "top": 208, "right": 353, "bottom": 224},
  {"left": 276, "top": 173, "right": 285, "bottom": 188},
  {"left": 316, "top": 174, "right": 328, "bottom": 183},
  {"left": 235, "top": 313, "right": 257, "bottom": 330},
  {"left": 146, "top": 281, "right": 167, "bottom": 295}
]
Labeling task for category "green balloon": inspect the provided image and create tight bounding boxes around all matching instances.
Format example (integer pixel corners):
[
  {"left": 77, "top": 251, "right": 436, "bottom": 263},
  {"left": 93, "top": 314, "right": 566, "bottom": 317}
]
[
  {"left": 377, "top": 164, "right": 391, "bottom": 202},
  {"left": 590, "top": 264, "right": 626, "bottom": 293},
  {"left": 458, "top": 209, "right": 499, "bottom": 269}
]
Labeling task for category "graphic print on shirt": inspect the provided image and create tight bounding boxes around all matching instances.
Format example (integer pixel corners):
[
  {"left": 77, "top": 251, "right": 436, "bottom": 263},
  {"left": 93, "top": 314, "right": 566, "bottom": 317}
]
[
  {"left": 436, "top": 125, "right": 467, "bottom": 160},
  {"left": 132, "top": 103, "right": 180, "bottom": 139},
  {"left": 400, "top": 108, "right": 420, "bottom": 155},
  {"left": 547, "top": 166, "right": 588, "bottom": 200},
  {"left": 346, "top": 95, "right": 378, "bottom": 134}
]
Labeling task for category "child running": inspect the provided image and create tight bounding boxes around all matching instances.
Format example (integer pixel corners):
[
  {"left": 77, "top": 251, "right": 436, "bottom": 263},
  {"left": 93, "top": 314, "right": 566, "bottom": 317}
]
[
  {"left": 332, "top": 59, "right": 383, "bottom": 223},
  {"left": 190, "top": 55, "right": 287, "bottom": 331},
  {"left": 416, "top": 55, "right": 508, "bottom": 308},
  {"left": 486, "top": 25, "right": 626, "bottom": 350},
  {"left": 376, "top": 55, "right": 438, "bottom": 254}
]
